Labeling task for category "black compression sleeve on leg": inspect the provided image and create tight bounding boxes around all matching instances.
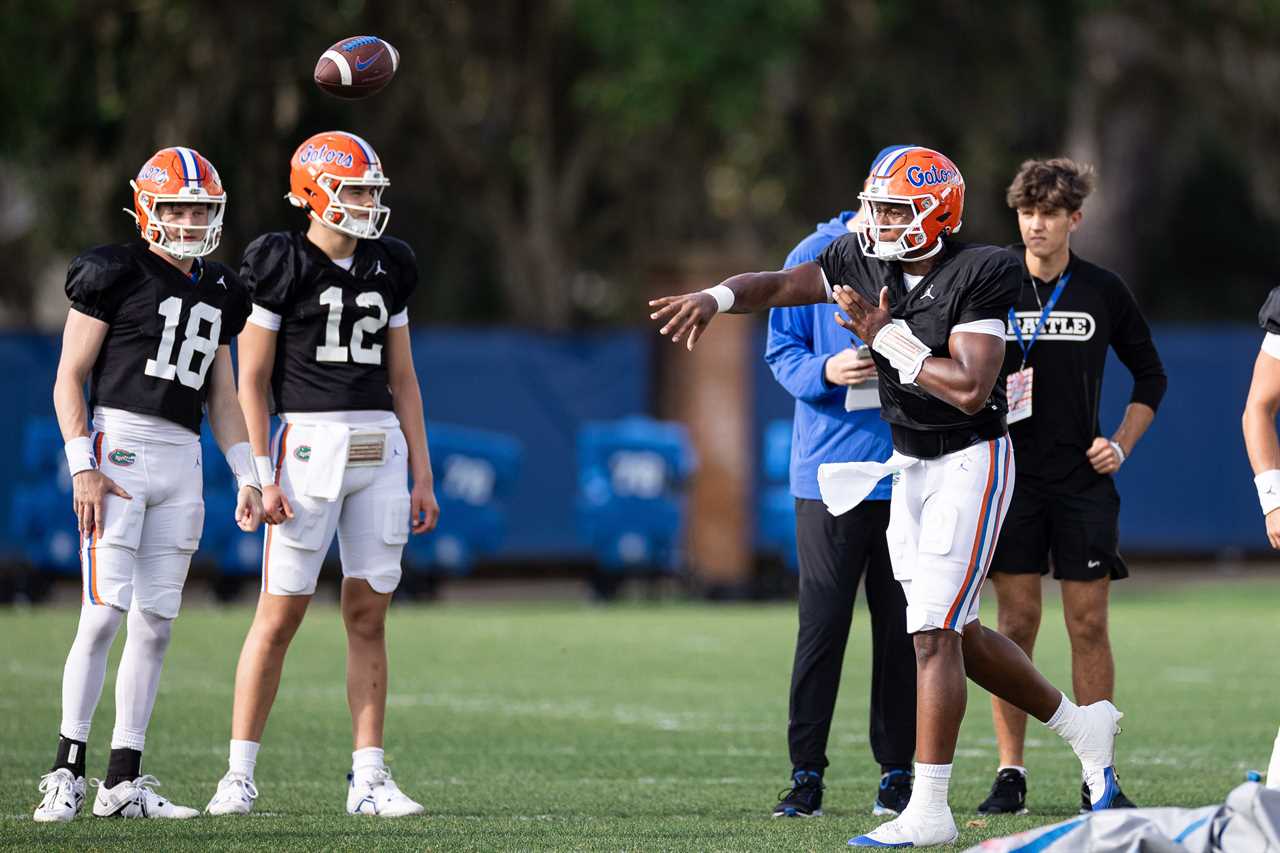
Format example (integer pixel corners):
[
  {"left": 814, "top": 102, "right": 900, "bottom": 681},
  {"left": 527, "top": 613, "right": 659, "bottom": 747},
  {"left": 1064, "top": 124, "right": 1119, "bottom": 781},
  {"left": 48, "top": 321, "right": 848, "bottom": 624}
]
[
  {"left": 53, "top": 735, "right": 87, "bottom": 778},
  {"left": 103, "top": 748, "right": 142, "bottom": 789}
]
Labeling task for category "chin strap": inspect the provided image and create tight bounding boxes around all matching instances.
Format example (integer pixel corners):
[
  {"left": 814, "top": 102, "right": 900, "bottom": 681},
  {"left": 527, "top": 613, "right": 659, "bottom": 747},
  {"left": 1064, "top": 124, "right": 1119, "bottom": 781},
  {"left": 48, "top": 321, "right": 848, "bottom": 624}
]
[{"left": 877, "top": 237, "right": 944, "bottom": 263}]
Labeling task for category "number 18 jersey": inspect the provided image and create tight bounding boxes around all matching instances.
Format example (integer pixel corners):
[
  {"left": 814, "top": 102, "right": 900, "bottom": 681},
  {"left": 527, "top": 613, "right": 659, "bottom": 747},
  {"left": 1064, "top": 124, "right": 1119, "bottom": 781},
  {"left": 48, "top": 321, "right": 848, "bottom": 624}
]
[
  {"left": 240, "top": 231, "right": 418, "bottom": 414},
  {"left": 66, "top": 241, "right": 252, "bottom": 434}
]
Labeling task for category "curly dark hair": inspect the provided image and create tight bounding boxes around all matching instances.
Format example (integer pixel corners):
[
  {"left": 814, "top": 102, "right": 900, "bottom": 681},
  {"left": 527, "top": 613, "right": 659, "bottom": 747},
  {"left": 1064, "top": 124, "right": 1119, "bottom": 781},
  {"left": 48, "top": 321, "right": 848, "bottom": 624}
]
[{"left": 1006, "top": 158, "right": 1096, "bottom": 212}]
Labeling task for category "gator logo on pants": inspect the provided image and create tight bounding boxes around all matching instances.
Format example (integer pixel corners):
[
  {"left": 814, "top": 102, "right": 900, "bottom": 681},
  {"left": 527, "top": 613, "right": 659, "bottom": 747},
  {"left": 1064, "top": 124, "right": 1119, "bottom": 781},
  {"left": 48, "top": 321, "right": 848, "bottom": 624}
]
[
  {"left": 294, "top": 445, "right": 312, "bottom": 462},
  {"left": 108, "top": 449, "right": 137, "bottom": 467}
]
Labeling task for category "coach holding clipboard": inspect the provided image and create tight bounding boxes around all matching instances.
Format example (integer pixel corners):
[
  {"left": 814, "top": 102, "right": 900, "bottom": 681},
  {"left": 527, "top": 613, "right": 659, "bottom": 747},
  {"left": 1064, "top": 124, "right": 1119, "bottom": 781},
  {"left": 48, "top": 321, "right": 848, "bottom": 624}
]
[{"left": 977, "top": 159, "right": 1167, "bottom": 815}]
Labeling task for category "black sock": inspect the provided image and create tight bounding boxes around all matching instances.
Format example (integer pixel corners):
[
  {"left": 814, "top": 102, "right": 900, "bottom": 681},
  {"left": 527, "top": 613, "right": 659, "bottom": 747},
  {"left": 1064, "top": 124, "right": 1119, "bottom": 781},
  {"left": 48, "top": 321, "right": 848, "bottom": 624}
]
[
  {"left": 880, "top": 764, "right": 912, "bottom": 776},
  {"left": 103, "top": 748, "right": 142, "bottom": 789},
  {"left": 52, "top": 735, "right": 87, "bottom": 779}
]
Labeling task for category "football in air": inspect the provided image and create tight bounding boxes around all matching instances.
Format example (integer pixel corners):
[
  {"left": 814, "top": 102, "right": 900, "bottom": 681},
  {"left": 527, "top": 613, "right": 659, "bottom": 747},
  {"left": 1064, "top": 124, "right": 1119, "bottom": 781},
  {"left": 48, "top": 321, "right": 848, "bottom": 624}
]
[{"left": 314, "top": 36, "right": 399, "bottom": 99}]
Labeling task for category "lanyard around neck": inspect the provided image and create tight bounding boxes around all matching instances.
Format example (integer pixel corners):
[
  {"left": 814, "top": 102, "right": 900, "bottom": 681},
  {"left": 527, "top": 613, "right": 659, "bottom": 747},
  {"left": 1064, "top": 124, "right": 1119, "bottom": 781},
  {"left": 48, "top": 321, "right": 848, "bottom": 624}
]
[{"left": 1009, "top": 271, "right": 1071, "bottom": 367}]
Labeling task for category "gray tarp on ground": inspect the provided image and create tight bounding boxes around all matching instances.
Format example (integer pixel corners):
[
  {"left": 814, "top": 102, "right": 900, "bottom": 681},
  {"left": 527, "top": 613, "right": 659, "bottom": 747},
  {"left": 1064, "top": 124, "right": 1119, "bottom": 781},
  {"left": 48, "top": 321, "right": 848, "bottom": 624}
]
[{"left": 964, "top": 783, "right": 1280, "bottom": 852}]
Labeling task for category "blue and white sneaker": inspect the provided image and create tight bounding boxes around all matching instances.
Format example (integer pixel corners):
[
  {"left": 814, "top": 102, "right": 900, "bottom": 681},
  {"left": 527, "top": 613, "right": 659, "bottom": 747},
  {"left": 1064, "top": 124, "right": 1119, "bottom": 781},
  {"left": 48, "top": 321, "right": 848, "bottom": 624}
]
[
  {"left": 873, "top": 769, "right": 912, "bottom": 816},
  {"left": 346, "top": 768, "right": 424, "bottom": 817},
  {"left": 1081, "top": 767, "right": 1136, "bottom": 811},
  {"left": 772, "top": 770, "right": 823, "bottom": 817},
  {"left": 848, "top": 810, "right": 958, "bottom": 847},
  {"left": 1072, "top": 700, "right": 1125, "bottom": 811}
]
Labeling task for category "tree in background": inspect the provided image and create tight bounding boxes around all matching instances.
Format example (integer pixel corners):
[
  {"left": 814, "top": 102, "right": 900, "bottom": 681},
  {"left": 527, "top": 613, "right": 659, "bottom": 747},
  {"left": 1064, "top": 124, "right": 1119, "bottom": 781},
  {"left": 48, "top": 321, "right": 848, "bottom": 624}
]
[{"left": 2, "top": 0, "right": 1279, "bottom": 329}]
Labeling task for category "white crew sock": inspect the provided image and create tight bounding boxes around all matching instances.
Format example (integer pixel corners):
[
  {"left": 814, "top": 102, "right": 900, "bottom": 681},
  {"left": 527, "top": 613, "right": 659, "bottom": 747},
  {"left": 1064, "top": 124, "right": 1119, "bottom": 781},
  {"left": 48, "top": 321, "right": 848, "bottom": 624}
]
[
  {"left": 1045, "top": 693, "right": 1086, "bottom": 749},
  {"left": 901, "top": 762, "right": 952, "bottom": 819},
  {"left": 352, "top": 747, "right": 385, "bottom": 787},
  {"left": 110, "top": 609, "right": 174, "bottom": 751},
  {"left": 230, "top": 739, "right": 260, "bottom": 780},
  {"left": 60, "top": 604, "right": 125, "bottom": 742}
]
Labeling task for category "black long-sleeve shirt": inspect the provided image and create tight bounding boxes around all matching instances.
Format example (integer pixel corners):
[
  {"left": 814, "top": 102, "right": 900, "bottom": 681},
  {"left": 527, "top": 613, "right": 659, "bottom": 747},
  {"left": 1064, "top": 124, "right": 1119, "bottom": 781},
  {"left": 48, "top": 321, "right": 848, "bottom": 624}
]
[{"left": 1002, "top": 245, "right": 1166, "bottom": 491}]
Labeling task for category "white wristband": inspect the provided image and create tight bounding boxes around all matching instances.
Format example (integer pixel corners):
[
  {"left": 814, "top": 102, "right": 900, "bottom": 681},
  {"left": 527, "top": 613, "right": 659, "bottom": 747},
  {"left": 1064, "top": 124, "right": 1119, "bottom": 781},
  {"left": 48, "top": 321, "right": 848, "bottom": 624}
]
[
  {"left": 872, "top": 322, "right": 931, "bottom": 384},
  {"left": 701, "top": 284, "right": 735, "bottom": 313},
  {"left": 225, "top": 442, "right": 260, "bottom": 494},
  {"left": 1256, "top": 470, "right": 1280, "bottom": 516},
  {"left": 1108, "top": 440, "right": 1127, "bottom": 467},
  {"left": 255, "top": 455, "right": 276, "bottom": 488},
  {"left": 64, "top": 435, "right": 97, "bottom": 476}
]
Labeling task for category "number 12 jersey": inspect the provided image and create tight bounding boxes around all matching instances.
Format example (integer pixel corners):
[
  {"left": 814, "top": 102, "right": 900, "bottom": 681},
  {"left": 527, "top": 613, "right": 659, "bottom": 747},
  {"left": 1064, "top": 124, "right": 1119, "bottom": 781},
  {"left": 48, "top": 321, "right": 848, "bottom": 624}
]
[
  {"left": 65, "top": 241, "right": 252, "bottom": 434},
  {"left": 239, "top": 231, "right": 418, "bottom": 413}
]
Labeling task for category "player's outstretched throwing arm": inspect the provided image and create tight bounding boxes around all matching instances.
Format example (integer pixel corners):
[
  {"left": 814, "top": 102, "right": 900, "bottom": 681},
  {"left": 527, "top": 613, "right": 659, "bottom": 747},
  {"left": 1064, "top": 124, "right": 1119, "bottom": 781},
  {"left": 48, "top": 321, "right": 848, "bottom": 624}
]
[
  {"left": 648, "top": 260, "right": 1004, "bottom": 418},
  {"left": 649, "top": 263, "right": 830, "bottom": 350},
  {"left": 831, "top": 285, "right": 1005, "bottom": 416}
]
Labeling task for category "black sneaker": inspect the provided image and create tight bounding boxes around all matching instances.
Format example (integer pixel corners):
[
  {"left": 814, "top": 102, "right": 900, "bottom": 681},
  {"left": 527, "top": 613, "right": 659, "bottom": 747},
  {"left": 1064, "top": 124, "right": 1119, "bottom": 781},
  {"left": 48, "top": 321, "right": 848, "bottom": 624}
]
[
  {"left": 772, "top": 770, "right": 823, "bottom": 817},
  {"left": 872, "top": 769, "right": 912, "bottom": 816},
  {"left": 1080, "top": 772, "right": 1136, "bottom": 813},
  {"left": 976, "top": 768, "right": 1028, "bottom": 815}
]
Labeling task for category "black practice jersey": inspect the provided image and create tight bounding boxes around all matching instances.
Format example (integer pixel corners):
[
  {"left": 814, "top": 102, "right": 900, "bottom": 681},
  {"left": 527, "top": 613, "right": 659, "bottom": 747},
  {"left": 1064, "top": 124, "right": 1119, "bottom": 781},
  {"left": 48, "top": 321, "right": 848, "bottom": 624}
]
[
  {"left": 815, "top": 236, "right": 1020, "bottom": 433},
  {"left": 1259, "top": 286, "right": 1280, "bottom": 333},
  {"left": 66, "top": 241, "right": 251, "bottom": 434},
  {"left": 1002, "top": 246, "right": 1166, "bottom": 491},
  {"left": 240, "top": 231, "right": 418, "bottom": 413}
]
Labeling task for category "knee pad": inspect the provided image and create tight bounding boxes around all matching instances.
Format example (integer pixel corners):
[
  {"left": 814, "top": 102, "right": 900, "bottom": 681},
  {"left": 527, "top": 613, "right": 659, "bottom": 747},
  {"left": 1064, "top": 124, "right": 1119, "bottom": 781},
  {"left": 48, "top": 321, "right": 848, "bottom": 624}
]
[{"left": 361, "top": 566, "right": 402, "bottom": 595}]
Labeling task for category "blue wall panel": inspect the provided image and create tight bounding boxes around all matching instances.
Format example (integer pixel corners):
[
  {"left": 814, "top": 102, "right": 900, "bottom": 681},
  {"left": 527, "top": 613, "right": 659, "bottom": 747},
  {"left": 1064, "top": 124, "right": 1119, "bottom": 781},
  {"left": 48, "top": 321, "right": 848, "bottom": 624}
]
[
  {"left": 412, "top": 328, "right": 653, "bottom": 556},
  {"left": 4, "top": 322, "right": 1274, "bottom": 564},
  {"left": 3, "top": 328, "right": 652, "bottom": 565}
]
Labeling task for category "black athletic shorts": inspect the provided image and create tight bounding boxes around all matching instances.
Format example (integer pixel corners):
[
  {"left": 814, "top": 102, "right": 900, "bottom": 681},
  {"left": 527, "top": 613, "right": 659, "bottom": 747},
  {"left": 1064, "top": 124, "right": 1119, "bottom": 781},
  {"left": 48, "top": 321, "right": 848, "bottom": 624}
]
[{"left": 988, "top": 475, "right": 1129, "bottom": 581}]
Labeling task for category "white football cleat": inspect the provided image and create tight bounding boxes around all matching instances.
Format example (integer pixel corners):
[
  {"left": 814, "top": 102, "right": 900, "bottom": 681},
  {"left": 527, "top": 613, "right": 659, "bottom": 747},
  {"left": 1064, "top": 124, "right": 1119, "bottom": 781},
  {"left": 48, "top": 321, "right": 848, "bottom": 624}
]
[
  {"left": 33, "top": 768, "right": 86, "bottom": 822},
  {"left": 346, "top": 768, "right": 424, "bottom": 817},
  {"left": 205, "top": 771, "right": 259, "bottom": 816},
  {"left": 1069, "top": 700, "right": 1124, "bottom": 810},
  {"left": 847, "top": 810, "right": 959, "bottom": 847},
  {"left": 1083, "top": 765, "right": 1123, "bottom": 810},
  {"left": 1073, "top": 701, "right": 1123, "bottom": 771},
  {"left": 91, "top": 775, "right": 199, "bottom": 819}
]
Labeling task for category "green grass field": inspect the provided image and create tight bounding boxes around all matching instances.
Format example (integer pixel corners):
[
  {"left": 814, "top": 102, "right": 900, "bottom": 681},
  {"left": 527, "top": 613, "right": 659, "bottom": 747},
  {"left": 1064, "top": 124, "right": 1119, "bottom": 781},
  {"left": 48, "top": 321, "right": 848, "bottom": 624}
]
[{"left": 1, "top": 577, "right": 1278, "bottom": 851}]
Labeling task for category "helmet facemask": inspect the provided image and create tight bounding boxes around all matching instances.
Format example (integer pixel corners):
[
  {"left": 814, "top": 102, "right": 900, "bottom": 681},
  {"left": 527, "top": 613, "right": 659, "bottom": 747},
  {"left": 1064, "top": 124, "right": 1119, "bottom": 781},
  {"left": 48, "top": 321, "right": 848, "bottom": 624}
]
[
  {"left": 301, "top": 171, "right": 391, "bottom": 239},
  {"left": 127, "top": 183, "right": 226, "bottom": 259},
  {"left": 856, "top": 192, "right": 951, "bottom": 262}
]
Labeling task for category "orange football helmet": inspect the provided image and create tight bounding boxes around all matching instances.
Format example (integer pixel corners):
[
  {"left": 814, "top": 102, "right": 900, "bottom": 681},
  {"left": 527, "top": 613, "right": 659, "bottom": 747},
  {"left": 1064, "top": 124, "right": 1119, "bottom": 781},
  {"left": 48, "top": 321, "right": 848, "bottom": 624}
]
[
  {"left": 125, "top": 147, "right": 226, "bottom": 258},
  {"left": 857, "top": 146, "right": 964, "bottom": 262},
  {"left": 287, "top": 131, "right": 390, "bottom": 239}
]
